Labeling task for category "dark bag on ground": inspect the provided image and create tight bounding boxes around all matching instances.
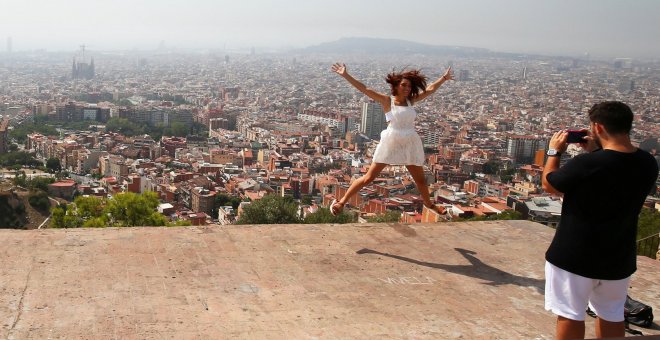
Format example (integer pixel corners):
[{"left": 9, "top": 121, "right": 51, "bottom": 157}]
[
  {"left": 624, "top": 295, "right": 654, "bottom": 328},
  {"left": 586, "top": 295, "right": 653, "bottom": 336}
]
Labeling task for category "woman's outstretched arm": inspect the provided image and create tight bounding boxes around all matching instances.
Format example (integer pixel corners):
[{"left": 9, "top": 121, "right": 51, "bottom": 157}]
[
  {"left": 415, "top": 66, "right": 454, "bottom": 102},
  {"left": 332, "top": 63, "right": 389, "bottom": 106}
]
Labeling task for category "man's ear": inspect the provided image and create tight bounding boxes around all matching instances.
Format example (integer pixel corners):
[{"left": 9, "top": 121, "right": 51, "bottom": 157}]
[{"left": 592, "top": 122, "right": 605, "bottom": 136}]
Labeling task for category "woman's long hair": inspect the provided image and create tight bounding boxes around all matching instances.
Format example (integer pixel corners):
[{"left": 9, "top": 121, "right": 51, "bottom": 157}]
[{"left": 386, "top": 69, "right": 428, "bottom": 99}]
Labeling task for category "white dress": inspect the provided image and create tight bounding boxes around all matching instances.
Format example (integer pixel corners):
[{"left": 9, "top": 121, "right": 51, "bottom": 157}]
[{"left": 372, "top": 97, "right": 425, "bottom": 166}]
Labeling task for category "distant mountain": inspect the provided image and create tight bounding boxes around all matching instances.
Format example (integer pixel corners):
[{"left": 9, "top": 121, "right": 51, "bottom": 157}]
[{"left": 301, "top": 37, "right": 490, "bottom": 56}]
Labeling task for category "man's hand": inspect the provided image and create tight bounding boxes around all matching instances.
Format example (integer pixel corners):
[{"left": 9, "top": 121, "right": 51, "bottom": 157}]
[
  {"left": 549, "top": 130, "right": 569, "bottom": 153},
  {"left": 579, "top": 129, "right": 600, "bottom": 152},
  {"left": 543, "top": 130, "right": 568, "bottom": 194}
]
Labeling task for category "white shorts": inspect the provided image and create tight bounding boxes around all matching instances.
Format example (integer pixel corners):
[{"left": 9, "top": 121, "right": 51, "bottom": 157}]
[{"left": 544, "top": 261, "right": 630, "bottom": 322}]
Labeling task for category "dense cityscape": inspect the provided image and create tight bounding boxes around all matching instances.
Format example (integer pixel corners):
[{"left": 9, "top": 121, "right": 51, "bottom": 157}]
[
  {"left": 1, "top": 40, "right": 658, "bottom": 228},
  {"left": 4, "top": 0, "right": 660, "bottom": 336}
]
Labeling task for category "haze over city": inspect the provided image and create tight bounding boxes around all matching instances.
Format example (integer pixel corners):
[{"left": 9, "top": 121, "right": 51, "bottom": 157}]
[{"left": 2, "top": 0, "right": 660, "bottom": 59}]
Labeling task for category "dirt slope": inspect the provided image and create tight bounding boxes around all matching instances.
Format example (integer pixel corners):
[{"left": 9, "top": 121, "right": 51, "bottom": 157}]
[{"left": 0, "top": 180, "right": 53, "bottom": 229}]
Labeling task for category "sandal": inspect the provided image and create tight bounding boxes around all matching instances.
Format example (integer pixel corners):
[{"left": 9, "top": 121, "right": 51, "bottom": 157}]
[{"left": 330, "top": 199, "right": 344, "bottom": 216}]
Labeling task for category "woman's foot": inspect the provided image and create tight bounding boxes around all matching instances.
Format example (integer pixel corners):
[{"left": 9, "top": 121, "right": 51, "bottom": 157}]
[{"left": 330, "top": 199, "right": 345, "bottom": 216}]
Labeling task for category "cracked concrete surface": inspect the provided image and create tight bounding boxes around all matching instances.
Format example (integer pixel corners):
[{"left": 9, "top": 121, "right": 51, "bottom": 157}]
[{"left": 1, "top": 221, "right": 658, "bottom": 339}]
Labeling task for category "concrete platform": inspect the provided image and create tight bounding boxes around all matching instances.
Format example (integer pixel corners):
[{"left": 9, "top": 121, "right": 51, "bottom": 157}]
[{"left": 1, "top": 221, "right": 659, "bottom": 339}]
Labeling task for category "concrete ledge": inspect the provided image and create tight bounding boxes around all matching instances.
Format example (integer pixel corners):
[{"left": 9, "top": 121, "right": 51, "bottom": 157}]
[{"left": 2, "top": 221, "right": 659, "bottom": 339}]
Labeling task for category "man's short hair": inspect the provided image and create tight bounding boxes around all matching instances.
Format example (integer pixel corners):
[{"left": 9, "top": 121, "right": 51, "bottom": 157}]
[{"left": 588, "top": 101, "right": 633, "bottom": 135}]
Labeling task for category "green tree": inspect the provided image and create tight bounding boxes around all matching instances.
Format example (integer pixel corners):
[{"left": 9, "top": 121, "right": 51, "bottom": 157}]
[
  {"left": 46, "top": 158, "right": 62, "bottom": 173},
  {"left": 190, "top": 122, "right": 208, "bottom": 137},
  {"left": 62, "top": 120, "right": 97, "bottom": 131},
  {"left": 9, "top": 123, "right": 58, "bottom": 144},
  {"left": 0, "top": 194, "right": 25, "bottom": 229},
  {"left": 304, "top": 207, "right": 355, "bottom": 224},
  {"left": 106, "top": 117, "right": 143, "bottom": 136},
  {"left": 28, "top": 191, "right": 51, "bottom": 211},
  {"left": 145, "top": 124, "right": 164, "bottom": 141},
  {"left": 33, "top": 113, "right": 49, "bottom": 124},
  {"left": 0, "top": 151, "right": 42, "bottom": 168},
  {"left": 215, "top": 193, "right": 242, "bottom": 210},
  {"left": 63, "top": 214, "right": 84, "bottom": 228},
  {"left": 146, "top": 212, "right": 169, "bottom": 226},
  {"left": 367, "top": 210, "right": 402, "bottom": 223},
  {"left": 56, "top": 170, "right": 70, "bottom": 180},
  {"left": 493, "top": 210, "right": 522, "bottom": 220},
  {"left": 213, "top": 193, "right": 243, "bottom": 217},
  {"left": 74, "top": 196, "right": 106, "bottom": 221},
  {"left": 12, "top": 171, "right": 27, "bottom": 187},
  {"left": 235, "top": 195, "right": 302, "bottom": 224},
  {"left": 50, "top": 192, "right": 166, "bottom": 228},
  {"left": 25, "top": 176, "right": 55, "bottom": 192},
  {"left": 83, "top": 217, "right": 107, "bottom": 228},
  {"left": 301, "top": 194, "right": 314, "bottom": 205},
  {"left": 171, "top": 219, "right": 193, "bottom": 226},
  {"left": 51, "top": 206, "right": 66, "bottom": 228},
  {"left": 106, "top": 191, "right": 162, "bottom": 226},
  {"left": 637, "top": 207, "right": 660, "bottom": 240},
  {"left": 443, "top": 208, "right": 523, "bottom": 223},
  {"left": 483, "top": 160, "right": 501, "bottom": 175},
  {"left": 465, "top": 210, "right": 523, "bottom": 222},
  {"left": 162, "top": 122, "right": 189, "bottom": 137},
  {"left": 499, "top": 168, "right": 517, "bottom": 183}
]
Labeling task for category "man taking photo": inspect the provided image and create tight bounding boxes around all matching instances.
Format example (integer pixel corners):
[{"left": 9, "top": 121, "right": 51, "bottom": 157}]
[{"left": 542, "top": 101, "right": 658, "bottom": 339}]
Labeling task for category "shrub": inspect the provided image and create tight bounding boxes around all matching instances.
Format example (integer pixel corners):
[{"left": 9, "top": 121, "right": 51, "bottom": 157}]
[{"left": 28, "top": 191, "right": 51, "bottom": 212}]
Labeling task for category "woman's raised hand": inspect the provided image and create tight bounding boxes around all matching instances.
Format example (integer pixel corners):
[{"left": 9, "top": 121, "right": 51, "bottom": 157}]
[
  {"left": 442, "top": 66, "right": 454, "bottom": 81},
  {"left": 332, "top": 63, "right": 347, "bottom": 76}
]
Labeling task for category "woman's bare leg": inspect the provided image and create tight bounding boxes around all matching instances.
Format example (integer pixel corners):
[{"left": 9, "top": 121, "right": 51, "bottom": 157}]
[
  {"left": 332, "top": 163, "right": 388, "bottom": 213},
  {"left": 405, "top": 165, "right": 435, "bottom": 209}
]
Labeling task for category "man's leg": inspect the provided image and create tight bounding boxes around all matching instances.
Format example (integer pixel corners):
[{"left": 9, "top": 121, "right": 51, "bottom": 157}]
[
  {"left": 595, "top": 317, "right": 624, "bottom": 338},
  {"left": 588, "top": 276, "right": 630, "bottom": 338},
  {"left": 556, "top": 316, "right": 585, "bottom": 340},
  {"left": 545, "top": 262, "right": 594, "bottom": 340}
]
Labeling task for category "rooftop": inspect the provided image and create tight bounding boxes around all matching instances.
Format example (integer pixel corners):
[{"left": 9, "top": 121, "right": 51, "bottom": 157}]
[
  {"left": 2, "top": 221, "right": 658, "bottom": 339},
  {"left": 49, "top": 180, "right": 77, "bottom": 187}
]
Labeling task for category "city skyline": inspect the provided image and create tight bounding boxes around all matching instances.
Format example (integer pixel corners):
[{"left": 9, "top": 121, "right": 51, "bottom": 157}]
[{"left": 1, "top": 0, "right": 660, "bottom": 59}]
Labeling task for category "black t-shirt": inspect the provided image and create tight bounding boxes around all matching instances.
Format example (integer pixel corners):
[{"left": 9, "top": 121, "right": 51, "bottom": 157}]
[{"left": 545, "top": 149, "right": 658, "bottom": 280}]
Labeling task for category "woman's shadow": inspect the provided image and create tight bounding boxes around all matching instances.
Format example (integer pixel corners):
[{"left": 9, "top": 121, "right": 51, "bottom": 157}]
[{"left": 357, "top": 247, "right": 544, "bottom": 294}]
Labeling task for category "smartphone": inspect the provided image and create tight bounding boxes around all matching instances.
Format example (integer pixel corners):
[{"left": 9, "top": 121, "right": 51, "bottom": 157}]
[{"left": 566, "top": 130, "right": 587, "bottom": 143}]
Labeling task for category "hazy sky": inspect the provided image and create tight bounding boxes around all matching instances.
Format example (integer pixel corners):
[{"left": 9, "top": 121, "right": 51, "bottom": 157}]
[{"left": 1, "top": 0, "right": 659, "bottom": 58}]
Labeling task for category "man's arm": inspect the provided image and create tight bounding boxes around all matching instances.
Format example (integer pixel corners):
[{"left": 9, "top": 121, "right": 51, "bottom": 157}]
[{"left": 542, "top": 130, "right": 569, "bottom": 194}]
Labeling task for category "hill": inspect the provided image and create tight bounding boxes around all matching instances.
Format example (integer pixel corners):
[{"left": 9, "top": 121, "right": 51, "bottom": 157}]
[
  {"left": 0, "top": 180, "right": 52, "bottom": 229},
  {"left": 301, "top": 37, "right": 490, "bottom": 56}
]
